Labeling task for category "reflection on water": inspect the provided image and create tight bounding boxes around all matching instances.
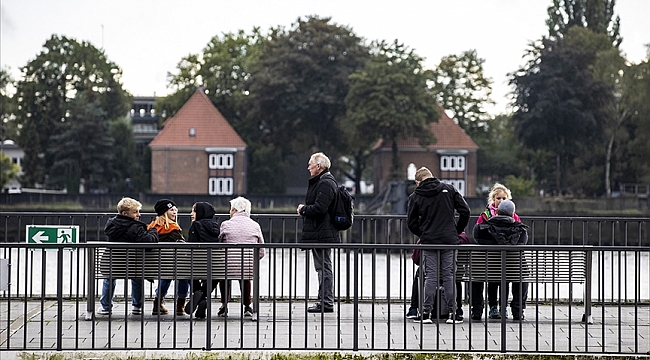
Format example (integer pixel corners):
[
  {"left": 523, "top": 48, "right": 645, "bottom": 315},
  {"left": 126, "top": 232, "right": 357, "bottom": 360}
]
[{"left": 3, "top": 248, "right": 648, "bottom": 302}]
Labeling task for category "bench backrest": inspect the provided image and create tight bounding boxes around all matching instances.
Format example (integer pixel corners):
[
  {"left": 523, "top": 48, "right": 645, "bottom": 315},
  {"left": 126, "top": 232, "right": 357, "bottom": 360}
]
[
  {"left": 95, "top": 247, "right": 255, "bottom": 280},
  {"left": 457, "top": 250, "right": 587, "bottom": 283}
]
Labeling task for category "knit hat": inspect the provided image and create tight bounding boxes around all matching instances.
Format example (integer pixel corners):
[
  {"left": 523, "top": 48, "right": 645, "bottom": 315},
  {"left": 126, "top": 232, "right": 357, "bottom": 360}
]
[
  {"left": 154, "top": 199, "right": 176, "bottom": 216},
  {"left": 497, "top": 199, "right": 515, "bottom": 216}
]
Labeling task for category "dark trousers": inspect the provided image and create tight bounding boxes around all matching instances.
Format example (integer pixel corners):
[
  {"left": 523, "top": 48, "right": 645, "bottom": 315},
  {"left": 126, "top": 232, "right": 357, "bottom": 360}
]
[
  {"left": 219, "top": 280, "right": 252, "bottom": 306},
  {"left": 471, "top": 281, "right": 528, "bottom": 315},
  {"left": 410, "top": 267, "right": 463, "bottom": 316}
]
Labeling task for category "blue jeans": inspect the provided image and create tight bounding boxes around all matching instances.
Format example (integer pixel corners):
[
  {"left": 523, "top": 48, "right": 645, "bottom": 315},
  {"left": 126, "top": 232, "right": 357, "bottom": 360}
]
[
  {"left": 100, "top": 279, "right": 144, "bottom": 310},
  {"left": 155, "top": 279, "right": 190, "bottom": 299}
]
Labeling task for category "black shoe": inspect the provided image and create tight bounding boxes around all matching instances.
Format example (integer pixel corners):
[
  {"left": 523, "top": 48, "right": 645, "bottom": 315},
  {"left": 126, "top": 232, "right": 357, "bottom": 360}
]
[
  {"left": 446, "top": 313, "right": 464, "bottom": 324},
  {"left": 414, "top": 312, "right": 433, "bottom": 324},
  {"left": 471, "top": 313, "right": 482, "bottom": 321},
  {"left": 307, "top": 304, "right": 334, "bottom": 313},
  {"left": 217, "top": 306, "right": 228, "bottom": 317},
  {"left": 195, "top": 300, "right": 207, "bottom": 319},
  {"left": 185, "top": 290, "right": 203, "bottom": 315},
  {"left": 512, "top": 311, "right": 525, "bottom": 321}
]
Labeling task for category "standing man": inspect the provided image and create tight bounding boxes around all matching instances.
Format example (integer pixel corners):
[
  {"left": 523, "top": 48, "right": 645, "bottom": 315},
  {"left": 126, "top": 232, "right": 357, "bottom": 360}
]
[
  {"left": 297, "top": 152, "right": 339, "bottom": 313},
  {"left": 407, "top": 167, "right": 470, "bottom": 324}
]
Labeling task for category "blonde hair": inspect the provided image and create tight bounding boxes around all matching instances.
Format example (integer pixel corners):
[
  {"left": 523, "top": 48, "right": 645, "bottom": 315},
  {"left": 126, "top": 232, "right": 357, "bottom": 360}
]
[
  {"left": 152, "top": 212, "right": 176, "bottom": 230},
  {"left": 230, "top": 196, "right": 252, "bottom": 215},
  {"left": 414, "top": 167, "right": 433, "bottom": 182},
  {"left": 487, "top": 183, "right": 513, "bottom": 204},
  {"left": 117, "top": 197, "right": 142, "bottom": 214},
  {"left": 310, "top": 152, "right": 331, "bottom": 170}
]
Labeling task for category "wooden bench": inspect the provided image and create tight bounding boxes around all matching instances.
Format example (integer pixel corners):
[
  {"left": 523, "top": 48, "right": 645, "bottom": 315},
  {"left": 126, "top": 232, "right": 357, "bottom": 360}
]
[
  {"left": 456, "top": 247, "right": 593, "bottom": 323},
  {"left": 85, "top": 242, "right": 260, "bottom": 320}
]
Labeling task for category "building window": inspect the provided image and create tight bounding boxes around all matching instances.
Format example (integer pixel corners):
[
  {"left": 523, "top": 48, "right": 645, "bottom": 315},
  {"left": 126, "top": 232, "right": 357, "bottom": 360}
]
[
  {"left": 440, "top": 155, "right": 465, "bottom": 171},
  {"left": 442, "top": 179, "right": 466, "bottom": 196},
  {"left": 208, "top": 154, "right": 233, "bottom": 169},
  {"left": 209, "top": 177, "right": 233, "bottom": 195}
]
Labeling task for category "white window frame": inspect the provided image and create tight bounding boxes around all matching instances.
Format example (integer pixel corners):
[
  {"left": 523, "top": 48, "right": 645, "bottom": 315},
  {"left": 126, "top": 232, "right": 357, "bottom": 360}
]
[
  {"left": 208, "top": 154, "right": 234, "bottom": 169},
  {"left": 208, "top": 177, "right": 234, "bottom": 195},
  {"left": 440, "top": 155, "right": 466, "bottom": 171},
  {"left": 442, "top": 179, "right": 466, "bottom": 196}
]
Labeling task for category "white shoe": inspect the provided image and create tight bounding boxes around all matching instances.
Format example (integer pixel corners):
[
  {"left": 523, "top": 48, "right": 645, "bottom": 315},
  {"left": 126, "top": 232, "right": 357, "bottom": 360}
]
[{"left": 131, "top": 306, "right": 142, "bottom": 315}]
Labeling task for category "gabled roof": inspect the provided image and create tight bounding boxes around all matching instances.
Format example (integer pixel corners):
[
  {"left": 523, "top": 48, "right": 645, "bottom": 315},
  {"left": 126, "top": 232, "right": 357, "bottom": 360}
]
[
  {"left": 373, "top": 105, "right": 478, "bottom": 150},
  {"left": 149, "top": 89, "right": 246, "bottom": 148}
]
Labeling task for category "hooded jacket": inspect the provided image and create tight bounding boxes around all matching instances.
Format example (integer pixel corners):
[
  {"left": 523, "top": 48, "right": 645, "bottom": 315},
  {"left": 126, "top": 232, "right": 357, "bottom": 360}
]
[
  {"left": 407, "top": 177, "right": 471, "bottom": 245},
  {"left": 105, "top": 214, "right": 159, "bottom": 243},
  {"left": 299, "top": 170, "right": 340, "bottom": 243},
  {"left": 188, "top": 202, "right": 220, "bottom": 242},
  {"left": 473, "top": 215, "right": 528, "bottom": 246},
  {"left": 147, "top": 220, "right": 184, "bottom": 242}
]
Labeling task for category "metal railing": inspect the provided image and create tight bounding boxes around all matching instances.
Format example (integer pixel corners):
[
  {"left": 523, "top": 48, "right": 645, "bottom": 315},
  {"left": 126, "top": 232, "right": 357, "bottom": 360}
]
[{"left": 0, "top": 213, "right": 648, "bottom": 355}]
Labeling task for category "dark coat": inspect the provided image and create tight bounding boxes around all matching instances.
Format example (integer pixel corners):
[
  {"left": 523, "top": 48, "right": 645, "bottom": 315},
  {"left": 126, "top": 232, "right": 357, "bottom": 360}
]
[
  {"left": 299, "top": 170, "right": 340, "bottom": 243},
  {"left": 406, "top": 177, "right": 471, "bottom": 245},
  {"left": 104, "top": 214, "right": 159, "bottom": 243},
  {"left": 473, "top": 215, "right": 528, "bottom": 245},
  {"left": 188, "top": 202, "right": 220, "bottom": 242}
]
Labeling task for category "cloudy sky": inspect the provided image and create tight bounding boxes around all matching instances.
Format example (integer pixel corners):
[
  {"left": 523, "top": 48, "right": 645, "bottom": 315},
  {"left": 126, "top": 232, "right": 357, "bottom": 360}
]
[{"left": 2, "top": 0, "right": 648, "bottom": 115}]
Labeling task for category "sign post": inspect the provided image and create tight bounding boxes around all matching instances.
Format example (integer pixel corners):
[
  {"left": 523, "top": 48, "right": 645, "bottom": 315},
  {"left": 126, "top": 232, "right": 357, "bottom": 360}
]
[{"left": 26, "top": 225, "right": 79, "bottom": 249}]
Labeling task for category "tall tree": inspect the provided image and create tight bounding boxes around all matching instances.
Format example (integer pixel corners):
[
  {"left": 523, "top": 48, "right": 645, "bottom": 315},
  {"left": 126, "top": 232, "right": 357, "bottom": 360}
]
[
  {"left": 0, "top": 68, "right": 17, "bottom": 141},
  {"left": 430, "top": 49, "right": 494, "bottom": 139},
  {"left": 546, "top": 0, "right": 622, "bottom": 47},
  {"left": 345, "top": 40, "right": 440, "bottom": 184},
  {"left": 14, "top": 35, "right": 130, "bottom": 187},
  {"left": 47, "top": 90, "right": 115, "bottom": 193},
  {"left": 510, "top": 34, "right": 612, "bottom": 196}
]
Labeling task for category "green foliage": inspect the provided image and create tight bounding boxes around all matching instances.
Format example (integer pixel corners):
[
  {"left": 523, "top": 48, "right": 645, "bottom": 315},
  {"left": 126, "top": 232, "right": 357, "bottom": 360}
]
[
  {"left": 510, "top": 31, "right": 613, "bottom": 196},
  {"left": 14, "top": 35, "right": 131, "bottom": 188},
  {"left": 0, "top": 153, "right": 20, "bottom": 190},
  {"left": 46, "top": 90, "right": 115, "bottom": 193},
  {"left": 430, "top": 49, "right": 494, "bottom": 139},
  {"left": 345, "top": 40, "right": 439, "bottom": 181},
  {"left": 0, "top": 68, "right": 17, "bottom": 141},
  {"left": 546, "top": 0, "right": 622, "bottom": 47},
  {"left": 108, "top": 117, "right": 147, "bottom": 192},
  {"left": 245, "top": 16, "right": 370, "bottom": 161},
  {"left": 503, "top": 175, "right": 536, "bottom": 197}
]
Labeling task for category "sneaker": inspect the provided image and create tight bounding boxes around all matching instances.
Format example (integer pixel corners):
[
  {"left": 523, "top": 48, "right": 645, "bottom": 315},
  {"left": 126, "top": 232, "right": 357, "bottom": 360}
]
[
  {"left": 185, "top": 290, "right": 203, "bottom": 315},
  {"left": 131, "top": 306, "right": 142, "bottom": 315},
  {"left": 98, "top": 308, "right": 111, "bottom": 315},
  {"left": 446, "top": 314, "right": 464, "bottom": 324},
  {"left": 414, "top": 312, "right": 433, "bottom": 324},
  {"left": 307, "top": 304, "right": 334, "bottom": 313},
  {"left": 505, "top": 308, "right": 509, "bottom": 319},
  {"left": 405, "top": 307, "right": 419, "bottom": 319},
  {"left": 512, "top": 311, "right": 525, "bottom": 321},
  {"left": 471, "top": 313, "right": 482, "bottom": 321},
  {"left": 489, "top": 306, "right": 500, "bottom": 319},
  {"left": 244, "top": 306, "right": 254, "bottom": 317},
  {"left": 217, "top": 306, "right": 228, "bottom": 317}
]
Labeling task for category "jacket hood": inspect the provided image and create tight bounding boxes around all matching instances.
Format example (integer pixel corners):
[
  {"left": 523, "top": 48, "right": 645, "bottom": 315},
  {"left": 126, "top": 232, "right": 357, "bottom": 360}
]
[
  {"left": 194, "top": 202, "right": 216, "bottom": 221},
  {"left": 413, "top": 177, "right": 443, "bottom": 197},
  {"left": 105, "top": 215, "right": 133, "bottom": 240}
]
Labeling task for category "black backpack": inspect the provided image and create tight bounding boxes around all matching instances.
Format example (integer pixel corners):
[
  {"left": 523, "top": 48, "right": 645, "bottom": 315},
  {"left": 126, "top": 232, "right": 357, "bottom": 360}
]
[{"left": 329, "top": 185, "right": 354, "bottom": 231}]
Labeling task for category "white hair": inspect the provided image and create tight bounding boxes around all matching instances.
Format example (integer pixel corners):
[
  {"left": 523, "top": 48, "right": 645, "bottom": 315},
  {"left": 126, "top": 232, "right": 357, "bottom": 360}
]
[{"left": 229, "top": 196, "right": 252, "bottom": 215}]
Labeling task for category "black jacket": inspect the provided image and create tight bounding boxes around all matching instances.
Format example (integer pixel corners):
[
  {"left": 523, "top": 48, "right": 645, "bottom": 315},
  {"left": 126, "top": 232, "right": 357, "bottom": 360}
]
[
  {"left": 188, "top": 202, "right": 220, "bottom": 242},
  {"left": 473, "top": 215, "right": 528, "bottom": 245},
  {"left": 299, "top": 170, "right": 340, "bottom": 243},
  {"left": 104, "top": 214, "right": 159, "bottom": 243},
  {"left": 406, "top": 177, "right": 471, "bottom": 245}
]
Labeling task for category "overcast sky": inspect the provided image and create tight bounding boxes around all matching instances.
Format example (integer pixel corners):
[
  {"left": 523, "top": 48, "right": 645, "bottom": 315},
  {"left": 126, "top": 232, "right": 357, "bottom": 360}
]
[{"left": 2, "top": 0, "right": 649, "bottom": 115}]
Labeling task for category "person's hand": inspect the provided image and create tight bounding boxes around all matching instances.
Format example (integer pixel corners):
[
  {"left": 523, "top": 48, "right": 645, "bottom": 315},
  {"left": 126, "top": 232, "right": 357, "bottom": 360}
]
[{"left": 297, "top": 204, "right": 304, "bottom": 215}]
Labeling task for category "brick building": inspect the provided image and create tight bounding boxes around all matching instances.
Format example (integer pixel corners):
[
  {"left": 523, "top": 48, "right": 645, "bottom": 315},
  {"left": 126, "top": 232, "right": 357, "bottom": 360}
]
[{"left": 148, "top": 89, "right": 247, "bottom": 195}]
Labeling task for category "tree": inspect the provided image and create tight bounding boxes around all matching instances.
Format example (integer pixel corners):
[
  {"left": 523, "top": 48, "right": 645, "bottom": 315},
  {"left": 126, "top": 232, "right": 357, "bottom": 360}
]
[
  {"left": 546, "top": 0, "right": 622, "bottom": 47},
  {"left": 0, "top": 68, "right": 17, "bottom": 141},
  {"left": 430, "top": 50, "right": 494, "bottom": 139},
  {"left": 0, "top": 153, "right": 20, "bottom": 190},
  {"left": 108, "top": 117, "right": 145, "bottom": 192},
  {"left": 345, "top": 40, "right": 440, "bottom": 184},
  {"left": 510, "top": 34, "right": 612, "bottom": 196},
  {"left": 14, "top": 35, "right": 130, "bottom": 187},
  {"left": 47, "top": 90, "right": 115, "bottom": 193},
  {"left": 245, "top": 16, "right": 370, "bottom": 163}
]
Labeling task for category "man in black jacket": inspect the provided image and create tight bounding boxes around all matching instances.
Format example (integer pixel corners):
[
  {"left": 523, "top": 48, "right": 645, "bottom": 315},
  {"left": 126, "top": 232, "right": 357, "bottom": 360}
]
[
  {"left": 100, "top": 197, "right": 159, "bottom": 315},
  {"left": 297, "top": 152, "right": 340, "bottom": 313},
  {"left": 407, "top": 167, "right": 470, "bottom": 324}
]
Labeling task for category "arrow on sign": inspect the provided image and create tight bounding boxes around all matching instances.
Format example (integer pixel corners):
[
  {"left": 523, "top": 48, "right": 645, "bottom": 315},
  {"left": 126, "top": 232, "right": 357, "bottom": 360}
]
[{"left": 32, "top": 231, "right": 48, "bottom": 244}]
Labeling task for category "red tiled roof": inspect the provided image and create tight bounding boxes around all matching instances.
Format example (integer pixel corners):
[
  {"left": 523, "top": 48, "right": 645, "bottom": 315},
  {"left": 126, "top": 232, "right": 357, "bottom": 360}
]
[
  {"left": 149, "top": 89, "right": 246, "bottom": 148},
  {"left": 373, "top": 105, "right": 478, "bottom": 150}
]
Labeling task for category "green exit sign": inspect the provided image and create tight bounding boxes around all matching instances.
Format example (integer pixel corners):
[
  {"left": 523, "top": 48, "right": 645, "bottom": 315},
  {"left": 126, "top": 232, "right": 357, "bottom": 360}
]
[{"left": 26, "top": 225, "right": 79, "bottom": 245}]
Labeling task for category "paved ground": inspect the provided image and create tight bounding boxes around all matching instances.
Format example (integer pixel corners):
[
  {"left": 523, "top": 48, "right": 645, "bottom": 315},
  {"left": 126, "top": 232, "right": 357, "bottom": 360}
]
[{"left": 0, "top": 299, "right": 648, "bottom": 357}]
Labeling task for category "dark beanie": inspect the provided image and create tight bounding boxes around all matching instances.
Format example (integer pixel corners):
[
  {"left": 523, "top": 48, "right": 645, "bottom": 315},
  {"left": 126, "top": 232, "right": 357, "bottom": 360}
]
[{"left": 154, "top": 199, "right": 176, "bottom": 216}]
